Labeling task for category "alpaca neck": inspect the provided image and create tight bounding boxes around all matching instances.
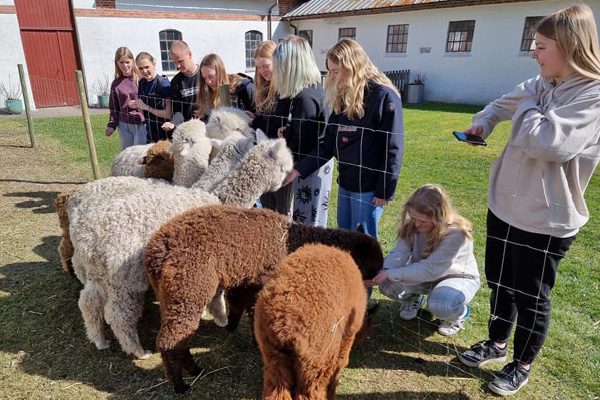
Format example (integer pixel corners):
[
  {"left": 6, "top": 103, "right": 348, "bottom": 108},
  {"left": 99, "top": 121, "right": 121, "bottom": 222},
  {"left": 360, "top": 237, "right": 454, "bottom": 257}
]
[
  {"left": 287, "top": 224, "right": 357, "bottom": 253},
  {"left": 212, "top": 169, "right": 266, "bottom": 208}
]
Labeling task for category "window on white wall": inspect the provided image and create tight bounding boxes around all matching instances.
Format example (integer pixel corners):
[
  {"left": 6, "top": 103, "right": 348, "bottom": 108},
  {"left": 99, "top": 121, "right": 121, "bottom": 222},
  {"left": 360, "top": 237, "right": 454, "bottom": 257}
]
[
  {"left": 338, "top": 27, "right": 356, "bottom": 41},
  {"left": 521, "top": 16, "right": 544, "bottom": 51},
  {"left": 446, "top": 20, "right": 475, "bottom": 52},
  {"left": 159, "top": 29, "right": 182, "bottom": 71},
  {"left": 245, "top": 30, "right": 263, "bottom": 69},
  {"left": 299, "top": 30, "right": 313, "bottom": 47},
  {"left": 386, "top": 24, "right": 408, "bottom": 53}
]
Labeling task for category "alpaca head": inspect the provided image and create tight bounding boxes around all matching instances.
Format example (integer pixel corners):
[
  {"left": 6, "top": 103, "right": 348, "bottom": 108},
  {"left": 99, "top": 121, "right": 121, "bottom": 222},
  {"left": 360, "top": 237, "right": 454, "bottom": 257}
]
[
  {"left": 140, "top": 140, "right": 175, "bottom": 181},
  {"left": 261, "top": 139, "right": 294, "bottom": 192},
  {"left": 205, "top": 107, "right": 253, "bottom": 140},
  {"left": 168, "top": 119, "right": 207, "bottom": 157}
]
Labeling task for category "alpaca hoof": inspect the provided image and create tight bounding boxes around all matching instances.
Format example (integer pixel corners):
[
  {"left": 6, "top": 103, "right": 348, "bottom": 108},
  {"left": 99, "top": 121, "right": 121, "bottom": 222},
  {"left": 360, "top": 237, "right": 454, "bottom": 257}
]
[
  {"left": 135, "top": 350, "right": 152, "bottom": 360},
  {"left": 94, "top": 340, "right": 110, "bottom": 350},
  {"left": 174, "top": 383, "right": 190, "bottom": 394}
]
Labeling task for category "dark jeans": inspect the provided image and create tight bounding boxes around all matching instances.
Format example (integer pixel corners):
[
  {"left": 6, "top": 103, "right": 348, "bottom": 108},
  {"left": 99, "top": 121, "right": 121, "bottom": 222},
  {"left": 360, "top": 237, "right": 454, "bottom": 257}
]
[{"left": 485, "top": 210, "right": 575, "bottom": 365}]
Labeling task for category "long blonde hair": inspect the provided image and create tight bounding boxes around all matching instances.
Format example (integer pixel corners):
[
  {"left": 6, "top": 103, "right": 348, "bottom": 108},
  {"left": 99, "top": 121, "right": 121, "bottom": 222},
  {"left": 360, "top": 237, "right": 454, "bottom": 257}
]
[
  {"left": 398, "top": 185, "right": 472, "bottom": 258},
  {"left": 113, "top": 47, "right": 139, "bottom": 84},
  {"left": 272, "top": 35, "right": 321, "bottom": 99},
  {"left": 254, "top": 40, "right": 277, "bottom": 113},
  {"left": 325, "top": 39, "right": 398, "bottom": 119},
  {"left": 196, "top": 53, "right": 229, "bottom": 118},
  {"left": 536, "top": 4, "right": 600, "bottom": 81}
]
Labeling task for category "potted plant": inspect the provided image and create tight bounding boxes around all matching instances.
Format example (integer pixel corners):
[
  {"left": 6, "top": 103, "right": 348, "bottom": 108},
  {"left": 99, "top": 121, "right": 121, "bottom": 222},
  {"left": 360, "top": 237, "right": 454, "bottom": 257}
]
[
  {"left": 92, "top": 74, "right": 111, "bottom": 108},
  {"left": 0, "top": 76, "right": 23, "bottom": 114},
  {"left": 406, "top": 73, "right": 425, "bottom": 104}
]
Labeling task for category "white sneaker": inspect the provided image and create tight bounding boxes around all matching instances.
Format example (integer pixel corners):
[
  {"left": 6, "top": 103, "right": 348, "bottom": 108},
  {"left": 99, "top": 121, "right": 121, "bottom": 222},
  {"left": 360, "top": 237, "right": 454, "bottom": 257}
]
[
  {"left": 438, "top": 305, "right": 470, "bottom": 336},
  {"left": 399, "top": 294, "right": 425, "bottom": 320}
]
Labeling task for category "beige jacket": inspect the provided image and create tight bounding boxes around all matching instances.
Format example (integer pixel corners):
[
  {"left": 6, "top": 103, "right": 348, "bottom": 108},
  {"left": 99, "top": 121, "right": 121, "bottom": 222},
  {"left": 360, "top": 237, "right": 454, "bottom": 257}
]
[{"left": 473, "top": 74, "right": 600, "bottom": 237}]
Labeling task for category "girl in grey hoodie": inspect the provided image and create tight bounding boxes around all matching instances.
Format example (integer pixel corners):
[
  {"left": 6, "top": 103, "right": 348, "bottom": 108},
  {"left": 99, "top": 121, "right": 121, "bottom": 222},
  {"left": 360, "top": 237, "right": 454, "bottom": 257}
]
[{"left": 458, "top": 4, "right": 600, "bottom": 396}]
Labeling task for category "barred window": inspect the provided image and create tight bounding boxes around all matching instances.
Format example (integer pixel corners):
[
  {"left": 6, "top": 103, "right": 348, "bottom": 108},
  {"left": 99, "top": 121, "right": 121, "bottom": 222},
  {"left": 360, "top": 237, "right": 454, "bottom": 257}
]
[
  {"left": 245, "top": 30, "right": 263, "bottom": 69},
  {"left": 338, "top": 27, "right": 356, "bottom": 41},
  {"left": 386, "top": 24, "right": 409, "bottom": 53},
  {"left": 521, "top": 16, "right": 544, "bottom": 51},
  {"left": 159, "top": 29, "right": 183, "bottom": 71},
  {"left": 446, "top": 20, "right": 475, "bottom": 53},
  {"left": 299, "top": 30, "right": 313, "bottom": 47}
]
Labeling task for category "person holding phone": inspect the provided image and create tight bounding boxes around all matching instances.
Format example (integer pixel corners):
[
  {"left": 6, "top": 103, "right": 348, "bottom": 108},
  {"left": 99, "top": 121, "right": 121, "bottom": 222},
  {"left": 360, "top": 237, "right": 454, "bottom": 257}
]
[
  {"left": 457, "top": 4, "right": 600, "bottom": 396},
  {"left": 366, "top": 184, "right": 480, "bottom": 336},
  {"left": 105, "top": 47, "right": 146, "bottom": 150},
  {"left": 283, "top": 38, "right": 403, "bottom": 238}
]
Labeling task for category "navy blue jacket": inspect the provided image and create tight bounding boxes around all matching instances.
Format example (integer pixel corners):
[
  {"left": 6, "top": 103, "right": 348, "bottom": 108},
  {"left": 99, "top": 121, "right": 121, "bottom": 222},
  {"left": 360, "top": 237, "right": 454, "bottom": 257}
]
[
  {"left": 232, "top": 76, "right": 255, "bottom": 113},
  {"left": 295, "top": 82, "right": 404, "bottom": 200}
]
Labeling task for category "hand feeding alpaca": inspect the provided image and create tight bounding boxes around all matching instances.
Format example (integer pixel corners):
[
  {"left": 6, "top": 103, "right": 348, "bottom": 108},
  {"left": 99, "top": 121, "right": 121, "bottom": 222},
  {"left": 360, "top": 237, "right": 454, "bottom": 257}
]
[
  {"left": 143, "top": 205, "right": 383, "bottom": 393},
  {"left": 255, "top": 244, "right": 375, "bottom": 400},
  {"left": 69, "top": 139, "right": 293, "bottom": 360}
]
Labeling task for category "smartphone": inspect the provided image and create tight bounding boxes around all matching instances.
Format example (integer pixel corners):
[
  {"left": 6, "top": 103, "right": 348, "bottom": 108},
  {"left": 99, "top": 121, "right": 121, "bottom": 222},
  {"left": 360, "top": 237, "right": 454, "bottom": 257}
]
[{"left": 452, "top": 131, "right": 487, "bottom": 146}]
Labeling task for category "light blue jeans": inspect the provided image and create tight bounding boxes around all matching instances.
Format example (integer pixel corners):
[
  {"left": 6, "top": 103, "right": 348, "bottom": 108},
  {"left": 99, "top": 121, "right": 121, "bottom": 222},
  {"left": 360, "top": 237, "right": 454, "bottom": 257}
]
[
  {"left": 337, "top": 187, "right": 383, "bottom": 239},
  {"left": 379, "top": 276, "right": 481, "bottom": 321},
  {"left": 118, "top": 122, "right": 147, "bottom": 150}
]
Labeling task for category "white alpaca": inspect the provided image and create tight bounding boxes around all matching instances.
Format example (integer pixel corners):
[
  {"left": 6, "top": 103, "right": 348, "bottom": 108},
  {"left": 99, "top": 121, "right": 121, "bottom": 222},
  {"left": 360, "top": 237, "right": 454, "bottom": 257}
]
[
  {"left": 205, "top": 106, "right": 253, "bottom": 140},
  {"left": 168, "top": 119, "right": 212, "bottom": 187},
  {"left": 70, "top": 139, "right": 293, "bottom": 359}
]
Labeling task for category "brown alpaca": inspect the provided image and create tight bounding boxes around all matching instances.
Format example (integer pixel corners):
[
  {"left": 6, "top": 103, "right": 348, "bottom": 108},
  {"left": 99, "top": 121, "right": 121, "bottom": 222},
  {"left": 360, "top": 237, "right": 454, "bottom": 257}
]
[
  {"left": 54, "top": 140, "right": 174, "bottom": 277},
  {"left": 144, "top": 204, "right": 383, "bottom": 394},
  {"left": 254, "top": 244, "right": 368, "bottom": 400}
]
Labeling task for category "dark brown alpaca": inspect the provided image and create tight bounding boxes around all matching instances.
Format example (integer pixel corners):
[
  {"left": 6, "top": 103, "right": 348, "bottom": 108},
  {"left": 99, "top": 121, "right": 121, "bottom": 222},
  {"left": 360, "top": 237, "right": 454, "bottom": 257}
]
[
  {"left": 144, "top": 204, "right": 383, "bottom": 394},
  {"left": 254, "top": 244, "right": 369, "bottom": 400}
]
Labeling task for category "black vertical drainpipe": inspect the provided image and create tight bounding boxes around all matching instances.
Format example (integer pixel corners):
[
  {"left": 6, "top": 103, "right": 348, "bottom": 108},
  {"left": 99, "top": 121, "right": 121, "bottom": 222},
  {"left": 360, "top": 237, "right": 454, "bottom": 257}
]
[{"left": 267, "top": 0, "right": 278, "bottom": 40}]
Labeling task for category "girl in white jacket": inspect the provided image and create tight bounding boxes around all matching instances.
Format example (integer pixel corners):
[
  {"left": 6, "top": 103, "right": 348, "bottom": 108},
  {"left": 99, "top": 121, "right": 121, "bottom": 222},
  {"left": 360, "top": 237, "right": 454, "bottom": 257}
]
[
  {"left": 367, "top": 184, "right": 480, "bottom": 336},
  {"left": 457, "top": 4, "right": 600, "bottom": 396}
]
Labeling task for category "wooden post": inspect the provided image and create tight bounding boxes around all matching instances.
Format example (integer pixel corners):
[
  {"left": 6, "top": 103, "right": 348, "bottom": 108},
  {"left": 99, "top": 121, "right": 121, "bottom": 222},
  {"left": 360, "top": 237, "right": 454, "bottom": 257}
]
[
  {"left": 76, "top": 70, "right": 100, "bottom": 180},
  {"left": 17, "top": 64, "right": 36, "bottom": 148},
  {"left": 218, "top": 84, "right": 231, "bottom": 107}
]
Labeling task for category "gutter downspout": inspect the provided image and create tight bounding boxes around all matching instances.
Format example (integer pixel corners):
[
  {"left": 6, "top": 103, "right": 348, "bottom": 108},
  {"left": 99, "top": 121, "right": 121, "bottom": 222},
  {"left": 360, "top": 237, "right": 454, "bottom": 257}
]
[
  {"left": 288, "top": 20, "right": 298, "bottom": 35},
  {"left": 267, "top": 0, "right": 278, "bottom": 40}
]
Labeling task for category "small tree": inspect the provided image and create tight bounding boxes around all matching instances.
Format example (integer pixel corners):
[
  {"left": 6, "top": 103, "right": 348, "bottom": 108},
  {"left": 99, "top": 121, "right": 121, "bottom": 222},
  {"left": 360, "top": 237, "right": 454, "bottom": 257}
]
[
  {"left": 91, "top": 74, "right": 111, "bottom": 96},
  {"left": 0, "top": 75, "right": 22, "bottom": 100}
]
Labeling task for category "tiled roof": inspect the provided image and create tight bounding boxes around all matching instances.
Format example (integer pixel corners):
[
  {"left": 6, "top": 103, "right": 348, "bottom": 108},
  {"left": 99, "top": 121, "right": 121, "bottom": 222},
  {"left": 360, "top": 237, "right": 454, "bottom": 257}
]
[{"left": 284, "top": 0, "right": 538, "bottom": 19}]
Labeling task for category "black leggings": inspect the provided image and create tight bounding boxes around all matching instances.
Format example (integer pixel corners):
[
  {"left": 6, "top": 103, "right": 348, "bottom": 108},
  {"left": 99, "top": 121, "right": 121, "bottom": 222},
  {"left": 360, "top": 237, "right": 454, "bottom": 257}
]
[{"left": 485, "top": 210, "right": 575, "bottom": 365}]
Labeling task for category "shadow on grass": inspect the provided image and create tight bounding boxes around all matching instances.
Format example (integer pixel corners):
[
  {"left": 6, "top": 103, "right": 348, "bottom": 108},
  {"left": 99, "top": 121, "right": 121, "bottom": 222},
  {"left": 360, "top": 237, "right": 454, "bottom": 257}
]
[
  {"left": 4, "top": 191, "right": 61, "bottom": 214},
  {"left": 403, "top": 102, "right": 483, "bottom": 114}
]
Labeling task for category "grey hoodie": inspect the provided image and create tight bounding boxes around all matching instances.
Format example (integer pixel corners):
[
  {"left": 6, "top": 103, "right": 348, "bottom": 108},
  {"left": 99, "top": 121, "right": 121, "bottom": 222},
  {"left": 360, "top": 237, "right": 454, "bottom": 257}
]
[{"left": 473, "top": 74, "right": 600, "bottom": 237}]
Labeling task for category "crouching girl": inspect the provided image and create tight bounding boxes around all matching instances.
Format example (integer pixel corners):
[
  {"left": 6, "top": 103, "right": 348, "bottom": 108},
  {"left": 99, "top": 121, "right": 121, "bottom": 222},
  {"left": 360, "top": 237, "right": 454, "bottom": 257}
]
[{"left": 367, "top": 184, "right": 480, "bottom": 336}]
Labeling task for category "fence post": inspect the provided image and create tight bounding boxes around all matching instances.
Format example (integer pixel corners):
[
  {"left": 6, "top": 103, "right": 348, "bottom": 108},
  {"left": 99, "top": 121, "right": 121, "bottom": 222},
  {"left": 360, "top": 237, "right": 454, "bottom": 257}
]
[
  {"left": 17, "top": 64, "right": 36, "bottom": 148},
  {"left": 75, "top": 70, "right": 101, "bottom": 180},
  {"left": 219, "top": 84, "right": 231, "bottom": 107}
]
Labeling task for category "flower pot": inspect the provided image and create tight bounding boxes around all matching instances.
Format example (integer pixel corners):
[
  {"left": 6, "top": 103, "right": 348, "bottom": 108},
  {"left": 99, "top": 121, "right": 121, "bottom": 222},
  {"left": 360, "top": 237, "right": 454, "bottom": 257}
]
[
  {"left": 97, "top": 94, "right": 109, "bottom": 108},
  {"left": 406, "top": 84, "right": 425, "bottom": 104},
  {"left": 5, "top": 98, "right": 23, "bottom": 114}
]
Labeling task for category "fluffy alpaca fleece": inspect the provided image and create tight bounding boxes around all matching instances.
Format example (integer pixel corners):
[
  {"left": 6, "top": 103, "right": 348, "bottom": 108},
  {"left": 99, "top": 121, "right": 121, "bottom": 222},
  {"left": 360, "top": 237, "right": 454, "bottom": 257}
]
[
  {"left": 205, "top": 107, "right": 253, "bottom": 140},
  {"left": 110, "top": 141, "right": 174, "bottom": 180},
  {"left": 143, "top": 205, "right": 383, "bottom": 393},
  {"left": 70, "top": 139, "right": 293, "bottom": 360},
  {"left": 193, "top": 133, "right": 255, "bottom": 193},
  {"left": 169, "top": 119, "right": 212, "bottom": 187},
  {"left": 255, "top": 244, "right": 368, "bottom": 400}
]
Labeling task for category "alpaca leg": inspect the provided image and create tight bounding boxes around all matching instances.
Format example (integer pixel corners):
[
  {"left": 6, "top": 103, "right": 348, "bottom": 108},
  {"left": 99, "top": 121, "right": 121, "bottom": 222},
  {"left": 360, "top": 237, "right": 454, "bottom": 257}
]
[
  {"left": 206, "top": 287, "right": 228, "bottom": 327},
  {"left": 260, "top": 347, "right": 295, "bottom": 400},
  {"left": 226, "top": 284, "right": 260, "bottom": 333},
  {"left": 58, "top": 234, "right": 75, "bottom": 277},
  {"left": 326, "top": 335, "right": 356, "bottom": 400},
  {"left": 104, "top": 289, "right": 150, "bottom": 359},
  {"left": 78, "top": 282, "right": 109, "bottom": 350}
]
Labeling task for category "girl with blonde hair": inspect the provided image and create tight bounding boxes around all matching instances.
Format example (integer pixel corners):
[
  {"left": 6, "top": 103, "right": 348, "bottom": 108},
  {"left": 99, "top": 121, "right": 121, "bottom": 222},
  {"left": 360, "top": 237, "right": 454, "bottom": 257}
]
[
  {"left": 196, "top": 53, "right": 254, "bottom": 120},
  {"left": 457, "top": 4, "right": 600, "bottom": 396},
  {"left": 262, "top": 35, "right": 333, "bottom": 227},
  {"left": 105, "top": 47, "right": 146, "bottom": 149},
  {"left": 367, "top": 184, "right": 480, "bottom": 337},
  {"left": 284, "top": 38, "right": 403, "bottom": 238}
]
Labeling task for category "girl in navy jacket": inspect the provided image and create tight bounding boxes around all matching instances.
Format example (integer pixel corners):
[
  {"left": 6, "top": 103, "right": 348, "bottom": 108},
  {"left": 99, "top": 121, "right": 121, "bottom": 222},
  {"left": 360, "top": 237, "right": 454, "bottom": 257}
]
[{"left": 285, "top": 39, "right": 404, "bottom": 238}]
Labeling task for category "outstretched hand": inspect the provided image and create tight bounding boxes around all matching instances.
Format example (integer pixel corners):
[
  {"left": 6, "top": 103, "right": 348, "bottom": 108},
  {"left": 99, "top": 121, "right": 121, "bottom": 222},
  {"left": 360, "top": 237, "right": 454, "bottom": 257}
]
[
  {"left": 282, "top": 169, "right": 300, "bottom": 187},
  {"left": 364, "top": 270, "right": 389, "bottom": 288}
]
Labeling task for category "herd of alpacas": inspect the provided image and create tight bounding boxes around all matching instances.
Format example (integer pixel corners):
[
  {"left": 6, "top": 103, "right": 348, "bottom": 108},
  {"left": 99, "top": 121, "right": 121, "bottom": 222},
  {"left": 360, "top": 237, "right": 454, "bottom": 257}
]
[{"left": 55, "top": 108, "right": 384, "bottom": 398}]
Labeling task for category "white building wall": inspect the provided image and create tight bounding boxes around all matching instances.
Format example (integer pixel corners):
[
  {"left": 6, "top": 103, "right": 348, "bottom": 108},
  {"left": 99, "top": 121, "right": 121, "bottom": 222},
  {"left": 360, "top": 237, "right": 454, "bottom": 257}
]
[{"left": 294, "top": 0, "right": 600, "bottom": 105}]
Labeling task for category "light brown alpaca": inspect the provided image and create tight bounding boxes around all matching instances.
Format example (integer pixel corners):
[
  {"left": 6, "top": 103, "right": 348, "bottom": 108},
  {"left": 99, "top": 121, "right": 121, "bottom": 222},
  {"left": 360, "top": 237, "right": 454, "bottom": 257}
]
[{"left": 254, "top": 244, "right": 367, "bottom": 400}]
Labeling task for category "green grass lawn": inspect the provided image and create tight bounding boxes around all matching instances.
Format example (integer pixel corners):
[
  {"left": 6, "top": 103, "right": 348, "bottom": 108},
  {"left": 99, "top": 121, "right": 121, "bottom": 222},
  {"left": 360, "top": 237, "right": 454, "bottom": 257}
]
[{"left": 0, "top": 103, "right": 598, "bottom": 399}]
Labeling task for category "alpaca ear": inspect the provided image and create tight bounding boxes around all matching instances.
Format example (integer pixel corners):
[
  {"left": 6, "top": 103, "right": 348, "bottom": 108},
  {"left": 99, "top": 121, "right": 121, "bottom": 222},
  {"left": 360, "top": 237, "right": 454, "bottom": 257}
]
[
  {"left": 268, "top": 139, "right": 286, "bottom": 160},
  {"left": 138, "top": 156, "right": 147, "bottom": 165},
  {"left": 356, "top": 224, "right": 366, "bottom": 234},
  {"left": 210, "top": 138, "right": 224, "bottom": 151}
]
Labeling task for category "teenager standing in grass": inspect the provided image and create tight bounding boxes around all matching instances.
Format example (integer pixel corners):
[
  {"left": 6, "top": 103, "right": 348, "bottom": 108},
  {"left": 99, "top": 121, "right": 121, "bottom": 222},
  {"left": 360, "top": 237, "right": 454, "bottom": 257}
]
[
  {"left": 457, "top": 4, "right": 600, "bottom": 396},
  {"left": 105, "top": 47, "right": 146, "bottom": 149},
  {"left": 129, "top": 52, "right": 172, "bottom": 142},
  {"left": 366, "top": 185, "right": 480, "bottom": 336},
  {"left": 284, "top": 38, "right": 403, "bottom": 238}
]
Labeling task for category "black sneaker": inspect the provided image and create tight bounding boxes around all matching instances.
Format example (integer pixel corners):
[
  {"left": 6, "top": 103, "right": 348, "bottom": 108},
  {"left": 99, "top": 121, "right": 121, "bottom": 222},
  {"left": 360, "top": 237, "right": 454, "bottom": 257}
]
[
  {"left": 488, "top": 361, "right": 530, "bottom": 396},
  {"left": 458, "top": 340, "right": 507, "bottom": 367}
]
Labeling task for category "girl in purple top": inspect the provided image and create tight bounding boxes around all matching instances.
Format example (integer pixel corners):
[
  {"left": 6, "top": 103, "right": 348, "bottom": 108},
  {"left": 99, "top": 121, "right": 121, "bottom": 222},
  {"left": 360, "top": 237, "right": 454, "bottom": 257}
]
[{"left": 105, "top": 47, "right": 146, "bottom": 149}]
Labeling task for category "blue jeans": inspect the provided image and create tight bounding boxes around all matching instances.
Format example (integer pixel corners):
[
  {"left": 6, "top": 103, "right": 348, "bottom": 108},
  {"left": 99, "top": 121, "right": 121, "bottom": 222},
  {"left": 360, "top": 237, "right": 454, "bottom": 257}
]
[
  {"left": 118, "top": 122, "right": 147, "bottom": 150},
  {"left": 337, "top": 187, "right": 383, "bottom": 239}
]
